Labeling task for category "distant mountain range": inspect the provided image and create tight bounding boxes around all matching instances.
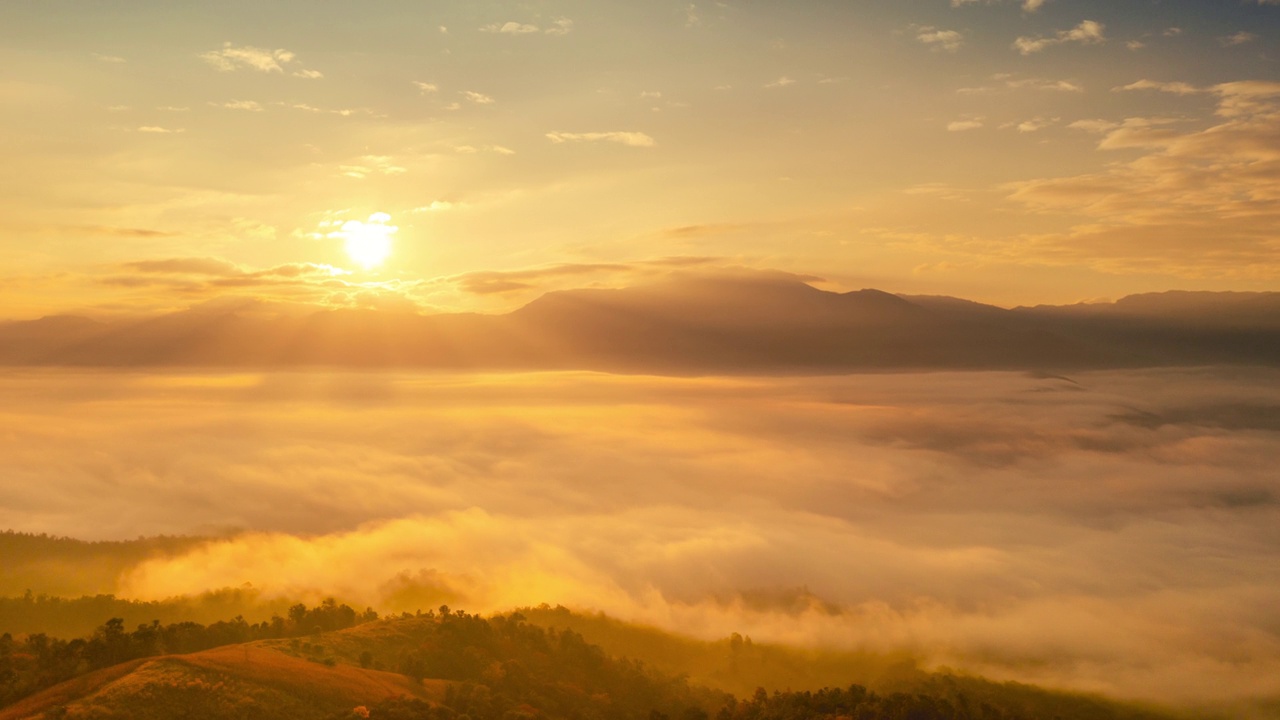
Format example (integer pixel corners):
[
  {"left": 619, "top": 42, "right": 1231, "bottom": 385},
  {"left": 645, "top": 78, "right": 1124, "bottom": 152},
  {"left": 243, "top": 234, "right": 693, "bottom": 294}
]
[{"left": 2, "top": 276, "right": 1278, "bottom": 371}]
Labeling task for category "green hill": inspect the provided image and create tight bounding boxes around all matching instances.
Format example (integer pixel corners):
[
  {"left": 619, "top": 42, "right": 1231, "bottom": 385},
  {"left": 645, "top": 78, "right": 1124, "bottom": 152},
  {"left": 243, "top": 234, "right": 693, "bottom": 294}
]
[
  {"left": 0, "top": 608, "right": 1194, "bottom": 720},
  {"left": 0, "top": 643, "right": 442, "bottom": 720}
]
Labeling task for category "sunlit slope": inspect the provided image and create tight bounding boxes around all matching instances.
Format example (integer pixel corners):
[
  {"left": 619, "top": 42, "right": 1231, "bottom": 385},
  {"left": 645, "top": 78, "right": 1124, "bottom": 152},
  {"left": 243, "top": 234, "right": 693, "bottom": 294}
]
[{"left": 0, "top": 641, "right": 442, "bottom": 720}]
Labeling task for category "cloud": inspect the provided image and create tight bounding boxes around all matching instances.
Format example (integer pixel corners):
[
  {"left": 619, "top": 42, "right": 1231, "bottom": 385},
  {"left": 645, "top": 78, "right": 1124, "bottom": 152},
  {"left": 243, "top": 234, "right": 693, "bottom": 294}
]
[
  {"left": 1115, "top": 79, "right": 1201, "bottom": 95},
  {"left": 764, "top": 76, "right": 795, "bottom": 88},
  {"left": 1222, "top": 31, "right": 1258, "bottom": 46},
  {"left": 461, "top": 90, "right": 495, "bottom": 105},
  {"left": 1067, "top": 119, "right": 1119, "bottom": 134},
  {"left": 136, "top": 126, "right": 184, "bottom": 134},
  {"left": 452, "top": 145, "right": 515, "bottom": 156},
  {"left": 214, "top": 99, "right": 264, "bottom": 112},
  {"left": 480, "top": 21, "right": 540, "bottom": 35},
  {"left": 1015, "top": 117, "right": 1054, "bottom": 132},
  {"left": 70, "top": 226, "right": 179, "bottom": 238},
  {"left": 1014, "top": 20, "right": 1105, "bottom": 55},
  {"left": 947, "top": 119, "right": 984, "bottom": 132},
  {"left": 413, "top": 81, "right": 438, "bottom": 94},
  {"left": 201, "top": 43, "right": 290, "bottom": 73},
  {"left": 3, "top": 367, "right": 1279, "bottom": 708},
  {"left": 957, "top": 77, "right": 1083, "bottom": 94},
  {"left": 545, "top": 18, "right": 574, "bottom": 36},
  {"left": 123, "top": 258, "right": 244, "bottom": 276},
  {"left": 916, "top": 28, "right": 963, "bottom": 52},
  {"left": 337, "top": 155, "right": 407, "bottom": 179},
  {"left": 412, "top": 201, "right": 458, "bottom": 213},
  {"left": 1006, "top": 81, "right": 1280, "bottom": 277},
  {"left": 293, "top": 69, "right": 324, "bottom": 79},
  {"left": 281, "top": 103, "right": 378, "bottom": 118},
  {"left": 93, "top": 257, "right": 361, "bottom": 305},
  {"left": 546, "top": 131, "right": 656, "bottom": 147},
  {"left": 448, "top": 257, "right": 719, "bottom": 295},
  {"left": 110, "top": 257, "right": 349, "bottom": 285},
  {"left": 950, "top": 0, "right": 1047, "bottom": 10}
]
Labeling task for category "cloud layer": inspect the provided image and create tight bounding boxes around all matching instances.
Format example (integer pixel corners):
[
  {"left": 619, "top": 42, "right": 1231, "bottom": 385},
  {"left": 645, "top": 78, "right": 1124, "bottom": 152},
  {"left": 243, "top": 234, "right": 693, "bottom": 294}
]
[{"left": 1, "top": 368, "right": 1277, "bottom": 708}]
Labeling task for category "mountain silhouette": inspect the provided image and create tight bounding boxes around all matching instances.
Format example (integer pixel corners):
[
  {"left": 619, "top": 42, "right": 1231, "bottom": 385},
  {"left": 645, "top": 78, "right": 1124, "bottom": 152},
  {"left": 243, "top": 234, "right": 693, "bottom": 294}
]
[{"left": 1, "top": 276, "right": 1276, "bottom": 371}]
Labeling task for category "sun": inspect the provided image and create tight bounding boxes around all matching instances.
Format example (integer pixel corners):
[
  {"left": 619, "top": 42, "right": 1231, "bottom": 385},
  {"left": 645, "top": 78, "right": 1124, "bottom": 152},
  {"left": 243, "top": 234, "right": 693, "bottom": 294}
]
[{"left": 340, "top": 212, "right": 397, "bottom": 269}]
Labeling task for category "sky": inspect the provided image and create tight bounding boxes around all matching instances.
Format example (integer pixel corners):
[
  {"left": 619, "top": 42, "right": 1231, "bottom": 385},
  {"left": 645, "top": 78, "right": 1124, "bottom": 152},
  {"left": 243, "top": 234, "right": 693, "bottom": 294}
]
[
  {"left": 3, "top": 3, "right": 1280, "bottom": 712},
  {"left": 2, "top": 0, "right": 1279, "bottom": 320}
]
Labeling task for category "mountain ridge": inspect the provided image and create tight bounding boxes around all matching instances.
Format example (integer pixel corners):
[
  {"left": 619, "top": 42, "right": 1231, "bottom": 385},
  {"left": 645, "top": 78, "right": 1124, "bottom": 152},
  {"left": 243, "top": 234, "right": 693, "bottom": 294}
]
[{"left": 1, "top": 276, "right": 1276, "bottom": 371}]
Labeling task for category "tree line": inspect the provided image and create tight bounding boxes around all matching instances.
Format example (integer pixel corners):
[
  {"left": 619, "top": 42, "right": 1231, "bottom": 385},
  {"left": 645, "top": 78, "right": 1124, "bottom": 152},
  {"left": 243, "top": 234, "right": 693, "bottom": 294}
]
[{"left": 0, "top": 598, "right": 376, "bottom": 707}]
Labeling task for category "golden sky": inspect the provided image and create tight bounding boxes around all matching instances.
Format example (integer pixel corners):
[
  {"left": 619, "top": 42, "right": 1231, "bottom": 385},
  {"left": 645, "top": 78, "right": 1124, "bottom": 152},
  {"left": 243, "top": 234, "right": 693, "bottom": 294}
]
[
  {"left": 2, "top": 0, "right": 1279, "bottom": 320},
  {"left": 5, "top": 4, "right": 1280, "bottom": 712}
]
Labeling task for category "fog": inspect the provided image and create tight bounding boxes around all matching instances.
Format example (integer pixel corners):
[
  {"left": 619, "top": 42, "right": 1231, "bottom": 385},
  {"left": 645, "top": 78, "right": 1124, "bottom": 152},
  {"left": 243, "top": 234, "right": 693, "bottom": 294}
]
[{"left": 1, "top": 368, "right": 1278, "bottom": 706}]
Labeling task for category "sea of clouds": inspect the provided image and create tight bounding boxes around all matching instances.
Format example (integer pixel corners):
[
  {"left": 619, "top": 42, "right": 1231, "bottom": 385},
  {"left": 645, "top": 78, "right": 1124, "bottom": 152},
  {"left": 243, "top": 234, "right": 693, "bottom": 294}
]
[{"left": 0, "top": 367, "right": 1277, "bottom": 705}]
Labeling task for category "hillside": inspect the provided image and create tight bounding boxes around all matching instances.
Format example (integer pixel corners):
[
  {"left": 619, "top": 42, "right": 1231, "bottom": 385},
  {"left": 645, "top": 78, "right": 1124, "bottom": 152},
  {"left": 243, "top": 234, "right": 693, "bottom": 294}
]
[
  {"left": 0, "top": 608, "right": 1190, "bottom": 720},
  {"left": 0, "top": 643, "right": 442, "bottom": 720}
]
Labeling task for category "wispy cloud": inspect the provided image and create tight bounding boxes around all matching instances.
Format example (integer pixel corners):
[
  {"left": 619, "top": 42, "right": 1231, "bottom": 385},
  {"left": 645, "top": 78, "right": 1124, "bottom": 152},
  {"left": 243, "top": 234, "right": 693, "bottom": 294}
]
[
  {"left": 339, "top": 158, "right": 407, "bottom": 179},
  {"left": 546, "top": 131, "right": 656, "bottom": 147},
  {"left": 916, "top": 27, "right": 963, "bottom": 52},
  {"left": 951, "top": 0, "right": 1048, "bottom": 11},
  {"left": 1014, "top": 20, "right": 1105, "bottom": 55},
  {"left": 1008, "top": 81, "right": 1280, "bottom": 276},
  {"left": 453, "top": 145, "right": 516, "bottom": 156},
  {"left": 1114, "top": 79, "right": 1201, "bottom": 95},
  {"left": 480, "top": 21, "right": 540, "bottom": 35},
  {"left": 1014, "top": 117, "right": 1055, "bottom": 133},
  {"left": 545, "top": 18, "right": 574, "bottom": 36},
  {"left": 449, "top": 257, "right": 717, "bottom": 295},
  {"left": 199, "top": 42, "right": 320, "bottom": 78},
  {"left": 957, "top": 76, "right": 1083, "bottom": 94},
  {"left": 1222, "top": 31, "right": 1258, "bottom": 46},
  {"left": 213, "top": 99, "right": 264, "bottom": 112},
  {"left": 461, "top": 90, "right": 495, "bottom": 105}
]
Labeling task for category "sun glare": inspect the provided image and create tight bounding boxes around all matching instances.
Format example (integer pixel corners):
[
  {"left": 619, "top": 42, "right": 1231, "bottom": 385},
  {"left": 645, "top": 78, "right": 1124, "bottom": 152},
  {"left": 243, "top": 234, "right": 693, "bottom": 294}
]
[{"left": 340, "top": 212, "right": 397, "bottom": 269}]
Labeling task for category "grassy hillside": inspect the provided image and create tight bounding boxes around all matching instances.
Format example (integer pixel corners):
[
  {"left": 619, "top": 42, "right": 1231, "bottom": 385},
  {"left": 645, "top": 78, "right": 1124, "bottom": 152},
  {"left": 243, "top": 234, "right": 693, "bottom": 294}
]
[
  {"left": 0, "top": 643, "right": 441, "bottom": 720},
  {"left": 1, "top": 606, "right": 1206, "bottom": 720}
]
